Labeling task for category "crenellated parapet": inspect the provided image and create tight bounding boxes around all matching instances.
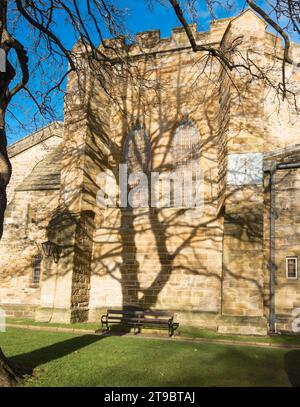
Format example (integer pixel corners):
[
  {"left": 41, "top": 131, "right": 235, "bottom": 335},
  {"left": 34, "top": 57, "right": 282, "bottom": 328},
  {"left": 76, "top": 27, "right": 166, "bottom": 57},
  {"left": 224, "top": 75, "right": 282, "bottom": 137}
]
[
  {"left": 70, "top": 9, "right": 300, "bottom": 66},
  {"left": 98, "top": 18, "right": 232, "bottom": 58}
]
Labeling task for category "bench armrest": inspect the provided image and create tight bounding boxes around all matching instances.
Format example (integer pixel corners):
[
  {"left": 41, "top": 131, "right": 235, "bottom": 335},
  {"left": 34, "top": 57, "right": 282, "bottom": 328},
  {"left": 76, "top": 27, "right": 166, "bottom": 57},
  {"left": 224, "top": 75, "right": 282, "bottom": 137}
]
[{"left": 101, "top": 314, "right": 108, "bottom": 323}]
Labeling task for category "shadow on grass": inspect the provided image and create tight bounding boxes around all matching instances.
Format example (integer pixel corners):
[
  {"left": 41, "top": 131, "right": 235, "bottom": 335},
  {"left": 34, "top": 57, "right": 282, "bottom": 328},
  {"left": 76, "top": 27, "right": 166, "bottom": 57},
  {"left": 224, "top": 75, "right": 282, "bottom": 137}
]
[
  {"left": 8, "top": 330, "right": 300, "bottom": 387},
  {"left": 10, "top": 333, "right": 109, "bottom": 370},
  {"left": 284, "top": 350, "right": 300, "bottom": 387},
  {"left": 10, "top": 317, "right": 138, "bottom": 372},
  {"left": 9, "top": 307, "right": 163, "bottom": 374}
]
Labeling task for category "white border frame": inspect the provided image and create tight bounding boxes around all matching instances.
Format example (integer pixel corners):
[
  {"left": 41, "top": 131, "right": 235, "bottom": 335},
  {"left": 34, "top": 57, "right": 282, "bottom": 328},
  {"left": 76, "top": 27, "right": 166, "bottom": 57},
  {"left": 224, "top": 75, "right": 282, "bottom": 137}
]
[
  {"left": 286, "top": 257, "right": 298, "bottom": 280},
  {"left": 0, "top": 308, "right": 6, "bottom": 332}
]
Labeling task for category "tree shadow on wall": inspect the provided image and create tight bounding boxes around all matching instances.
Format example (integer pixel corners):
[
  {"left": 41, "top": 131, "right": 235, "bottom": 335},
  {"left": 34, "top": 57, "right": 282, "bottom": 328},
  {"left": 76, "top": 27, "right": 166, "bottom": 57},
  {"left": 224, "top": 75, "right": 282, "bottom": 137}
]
[
  {"left": 36, "top": 41, "right": 272, "bottom": 335},
  {"left": 48, "top": 52, "right": 269, "bottom": 318}
]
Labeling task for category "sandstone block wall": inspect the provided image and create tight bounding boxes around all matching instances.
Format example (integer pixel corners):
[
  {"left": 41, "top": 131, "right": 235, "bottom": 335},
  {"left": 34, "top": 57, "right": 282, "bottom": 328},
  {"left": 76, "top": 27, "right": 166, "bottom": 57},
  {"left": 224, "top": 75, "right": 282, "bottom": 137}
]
[
  {"left": 34, "top": 10, "right": 300, "bottom": 332},
  {"left": 0, "top": 189, "right": 60, "bottom": 312},
  {"left": 87, "top": 24, "right": 225, "bottom": 327},
  {"left": 7, "top": 122, "right": 63, "bottom": 203},
  {"left": 0, "top": 124, "right": 63, "bottom": 316},
  {"left": 270, "top": 166, "right": 300, "bottom": 332}
]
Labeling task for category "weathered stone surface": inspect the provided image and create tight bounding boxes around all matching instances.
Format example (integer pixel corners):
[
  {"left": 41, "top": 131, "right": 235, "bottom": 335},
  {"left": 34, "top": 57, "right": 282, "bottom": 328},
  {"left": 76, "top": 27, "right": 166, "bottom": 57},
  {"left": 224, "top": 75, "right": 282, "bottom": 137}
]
[
  {"left": 7, "top": 122, "right": 63, "bottom": 202},
  {"left": 0, "top": 124, "right": 63, "bottom": 311}
]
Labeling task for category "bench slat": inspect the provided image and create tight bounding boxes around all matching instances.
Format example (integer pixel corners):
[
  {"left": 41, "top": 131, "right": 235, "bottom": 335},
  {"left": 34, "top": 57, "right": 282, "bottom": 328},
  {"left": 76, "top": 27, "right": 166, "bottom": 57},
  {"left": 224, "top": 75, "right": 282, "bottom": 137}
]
[
  {"left": 107, "top": 310, "right": 143, "bottom": 316},
  {"left": 106, "top": 320, "right": 138, "bottom": 325},
  {"left": 107, "top": 317, "right": 170, "bottom": 324},
  {"left": 137, "top": 318, "right": 170, "bottom": 323},
  {"left": 107, "top": 310, "right": 173, "bottom": 317},
  {"left": 107, "top": 309, "right": 144, "bottom": 314},
  {"left": 107, "top": 317, "right": 141, "bottom": 322},
  {"left": 143, "top": 311, "right": 173, "bottom": 317}
]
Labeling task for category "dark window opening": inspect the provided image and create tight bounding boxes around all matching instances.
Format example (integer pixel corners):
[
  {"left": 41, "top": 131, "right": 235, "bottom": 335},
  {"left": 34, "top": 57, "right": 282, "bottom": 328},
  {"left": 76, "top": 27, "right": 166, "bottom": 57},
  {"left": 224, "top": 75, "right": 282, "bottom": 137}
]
[
  {"left": 286, "top": 257, "right": 298, "bottom": 279},
  {"left": 32, "top": 255, "right": 42, "bottom": 285}
]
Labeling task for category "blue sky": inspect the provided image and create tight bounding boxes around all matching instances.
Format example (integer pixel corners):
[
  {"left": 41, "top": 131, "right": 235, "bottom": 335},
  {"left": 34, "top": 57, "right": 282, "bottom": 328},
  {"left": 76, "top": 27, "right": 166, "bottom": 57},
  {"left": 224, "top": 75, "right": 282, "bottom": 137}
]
[{"left": 6, "top": 0, "right": 298, "bottom": 145}]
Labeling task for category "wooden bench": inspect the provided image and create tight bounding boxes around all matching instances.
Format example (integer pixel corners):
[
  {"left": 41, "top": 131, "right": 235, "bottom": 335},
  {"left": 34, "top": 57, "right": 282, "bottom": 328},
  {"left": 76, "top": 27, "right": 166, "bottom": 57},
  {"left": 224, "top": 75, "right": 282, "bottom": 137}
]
[{"left": 101, "top": 309, "right": 178, "bottom": 337}]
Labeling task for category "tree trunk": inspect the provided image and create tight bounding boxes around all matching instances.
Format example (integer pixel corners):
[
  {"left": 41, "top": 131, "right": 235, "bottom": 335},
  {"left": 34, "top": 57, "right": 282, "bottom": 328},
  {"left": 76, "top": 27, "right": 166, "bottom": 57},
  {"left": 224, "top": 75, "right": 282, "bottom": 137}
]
[
  {"left": 0, "top": 348, "right": 23, "bottom": 387},
  {"left": 0, "top": 115, "right": 10, "bottom": 240},
  {"left": 0, "top": 109, "right": 20, "bottom": 387},
  {"left": 0, "top": 2, "right": 31, "bottom": 387}
]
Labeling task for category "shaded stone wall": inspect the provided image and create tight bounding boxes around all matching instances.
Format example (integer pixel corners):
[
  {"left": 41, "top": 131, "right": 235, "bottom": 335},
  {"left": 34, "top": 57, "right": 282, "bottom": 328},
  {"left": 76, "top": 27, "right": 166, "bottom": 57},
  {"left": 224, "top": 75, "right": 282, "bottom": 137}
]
[
  {"left": 264, "top": 149, "right": 300, "bottom": 332},
  {"left": 274, "top": 167, "right": 300, "bottom": 330},
  {"left": 36, "top": 42, "right": 109, "bottom": 323},
  {"left": 0, "top": 130, "right": 63, "bottom": 315},
  {"left": 0, "top": 189, "right": 60, "bottom": 312},
  {"left": 71, "top": 211, "right": 95, "bottom": 322}
]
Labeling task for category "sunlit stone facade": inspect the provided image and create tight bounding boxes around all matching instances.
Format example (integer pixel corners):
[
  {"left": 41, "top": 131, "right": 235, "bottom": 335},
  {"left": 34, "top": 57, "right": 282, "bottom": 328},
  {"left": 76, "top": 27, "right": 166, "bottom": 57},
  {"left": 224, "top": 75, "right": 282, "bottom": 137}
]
[{"left": 1, "top": 10, "right": 300, "bottom": 335}]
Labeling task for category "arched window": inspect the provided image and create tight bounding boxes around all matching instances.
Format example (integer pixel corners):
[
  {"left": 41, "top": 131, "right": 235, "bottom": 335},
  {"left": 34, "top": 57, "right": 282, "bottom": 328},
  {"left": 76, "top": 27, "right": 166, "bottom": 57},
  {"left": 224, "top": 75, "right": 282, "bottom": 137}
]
[
  {"left": 123, "top": 126, "right": 151, "bottom": 208},
  {"left": 170, "top": 119, "right": 201, "bottom": 208},
  {"left": 171, "top": 119, "right": 201, "bottom": 169},
  {"left": 123, "top": 125, "right": 151, "bottom": 174},
  {"left": 32, "top": 255, "right": 42, "bottom": 285}
]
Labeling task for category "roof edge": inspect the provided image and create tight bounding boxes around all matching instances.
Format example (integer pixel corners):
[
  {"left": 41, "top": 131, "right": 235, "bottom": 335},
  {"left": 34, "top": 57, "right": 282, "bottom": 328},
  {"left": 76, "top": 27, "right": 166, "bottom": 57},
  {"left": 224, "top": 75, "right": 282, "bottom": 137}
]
[{"left": 8, "top": 121, "right": 64, "bottom": 158}]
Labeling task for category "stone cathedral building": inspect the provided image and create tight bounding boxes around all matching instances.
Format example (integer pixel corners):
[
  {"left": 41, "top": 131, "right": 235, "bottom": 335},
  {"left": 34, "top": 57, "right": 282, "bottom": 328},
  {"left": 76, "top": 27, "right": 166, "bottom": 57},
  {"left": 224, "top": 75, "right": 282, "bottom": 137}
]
[{"left": 1, "top": 9, "right": 300, "bottom": 335}]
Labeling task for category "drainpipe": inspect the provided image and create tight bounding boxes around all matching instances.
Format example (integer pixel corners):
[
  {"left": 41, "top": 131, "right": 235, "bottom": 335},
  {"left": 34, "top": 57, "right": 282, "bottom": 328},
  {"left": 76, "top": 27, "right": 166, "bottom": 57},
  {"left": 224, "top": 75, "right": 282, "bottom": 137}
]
[
  {"left": 269, "top": 162, "right": 277, "bottom": 334},
  {"left": 268, "top": 160, "right": 300, "bottom": 334},
  {"left": 277, "top": 162, "right": 300, "bottom": 170}
]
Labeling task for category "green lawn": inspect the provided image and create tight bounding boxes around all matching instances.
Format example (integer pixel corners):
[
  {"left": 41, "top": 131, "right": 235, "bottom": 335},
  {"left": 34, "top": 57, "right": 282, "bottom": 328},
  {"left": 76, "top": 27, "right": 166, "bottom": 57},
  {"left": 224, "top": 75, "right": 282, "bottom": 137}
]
[
  {"left": 6, "top": 317, "right": 300, "bottom": 346},
  {"left": 1, "top": 328, "right": 300, "bottom": 387},
  {"left": 6, "top": 317, "right": 100, "bottom": 331}
]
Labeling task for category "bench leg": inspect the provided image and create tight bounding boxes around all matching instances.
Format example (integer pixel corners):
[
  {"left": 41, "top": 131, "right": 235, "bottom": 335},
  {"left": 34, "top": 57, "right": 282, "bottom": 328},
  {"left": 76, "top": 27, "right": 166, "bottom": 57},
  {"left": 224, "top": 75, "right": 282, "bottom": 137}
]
[
  {"left": 101, "top": 318, "right": 109, "bottom": 333},
  {"left": 168, "top": 322, "right": 174, "bottom": 337}
]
